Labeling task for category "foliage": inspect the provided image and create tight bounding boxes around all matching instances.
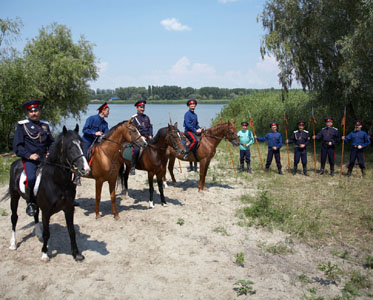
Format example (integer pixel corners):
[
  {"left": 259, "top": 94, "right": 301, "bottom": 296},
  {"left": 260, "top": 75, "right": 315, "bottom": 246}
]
[
  {"left": 213, "top": 226, "right": 229, "bottom": 236},
  {"left": 317, "top": 261, "right": 342, "bottom": 281},
  {"left": 259, "top": 0, "right": 373, "bottom": 122},
  {"left": 177, "top": 218, "right": 184, "bottom": 226},
  {"left": 233, "top": 280, "right": 256, "bottom": 296},
  {"left": 0, "top": 209, "right": 8, "bottom": 216},
  {"left": 235, "top": 252, "right": 245, "bottom": 267}
]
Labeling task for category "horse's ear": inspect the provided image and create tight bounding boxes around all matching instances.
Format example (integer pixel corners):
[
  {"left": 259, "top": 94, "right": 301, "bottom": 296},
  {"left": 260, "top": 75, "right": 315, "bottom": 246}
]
[
  {"left": 129, "top": 117, "right": 134, "bottom": 124},
  {"left": 63, "top": 126, "right": 67, "bottom": 134},
  {"left": 174, "top": 122, "right": 178, "bottom": 128},
  {"left": 74, "top": 124, "right": 79, "bottom": 133}
]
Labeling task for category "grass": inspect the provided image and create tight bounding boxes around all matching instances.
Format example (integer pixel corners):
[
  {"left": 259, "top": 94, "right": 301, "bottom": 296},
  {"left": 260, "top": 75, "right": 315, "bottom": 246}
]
[
  {"left": 233, "top": 280, "right": 256, "bottom": 296},
  {"left": 213, "top": 226, "right": 229, "bottom": 236},
  {"left": 235, "top": 252, "right": 245, "bottom": 267},
  {"left": 176, "top": 218, "right": 184, "bottom": 226},
  {"left": 0, "top": 156, "right": 17, "bottom": 185}
]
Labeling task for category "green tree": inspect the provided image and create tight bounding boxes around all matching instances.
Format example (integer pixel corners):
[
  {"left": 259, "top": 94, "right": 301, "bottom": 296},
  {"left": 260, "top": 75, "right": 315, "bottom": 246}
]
[
  {"left": 23, "top": 23, "right": 98, "bottom": 124},
  {"left": 259, "top": 0, "right": 373, "bottom": 122}
]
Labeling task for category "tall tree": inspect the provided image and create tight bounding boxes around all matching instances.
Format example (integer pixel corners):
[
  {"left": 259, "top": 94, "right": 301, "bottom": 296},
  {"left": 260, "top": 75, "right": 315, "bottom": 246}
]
[
  {"left": 23, "top": 23, "right": 98, "bottom": 124},
  {"left": 260, "top": 0, "right": 373, "bottom": 121}
]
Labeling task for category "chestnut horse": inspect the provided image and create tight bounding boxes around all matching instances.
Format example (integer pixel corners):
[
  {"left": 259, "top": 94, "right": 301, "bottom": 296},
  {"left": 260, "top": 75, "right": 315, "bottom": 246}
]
[
  {"left": 165, "top": 121, "right": 240, "bottom": 191},
  {"left": 86, "top": 119, "right": 147, "bottom": 219},
  {"left": 119, "top": 123, "right": 186, "bottom": 208}
]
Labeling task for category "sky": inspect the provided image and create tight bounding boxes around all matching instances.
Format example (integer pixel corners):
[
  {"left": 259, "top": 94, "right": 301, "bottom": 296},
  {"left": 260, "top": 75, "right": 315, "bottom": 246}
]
[{"left": 1, "top": 0, "right": 287, "bottom": 90}]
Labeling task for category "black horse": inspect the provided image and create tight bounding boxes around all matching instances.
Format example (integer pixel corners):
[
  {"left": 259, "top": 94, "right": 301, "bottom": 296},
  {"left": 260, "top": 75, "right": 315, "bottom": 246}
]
[{"left": 2, "top": 125, "right": 90, "bottom": 261}]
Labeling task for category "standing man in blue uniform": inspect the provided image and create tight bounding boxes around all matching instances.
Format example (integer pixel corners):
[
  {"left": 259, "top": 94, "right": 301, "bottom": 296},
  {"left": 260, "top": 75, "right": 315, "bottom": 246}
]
[
  {"left": 183, "top": 99, "right": 201, "bottom": 172},
  {"left": 255, "top": 122, "right": 283, "bottom": 174},
  {"left": 13, "top": 100, "right": 54, "bottom": 216},
  {"left": 313, "top": 117, "right": 340, "bottom": 176},
  {"left": 287, "top": 121, "right": 310, "bottom": 176},
  {"left": 237, "top": 121, "right": 254, "bottom": 173},
  {"left": 130, "top": 100, "right": 153, "bottom": 174},
  {"left": 82, "top": 102, "right": 110, "bottom": 158},
  {"left": 342, "top": 120, "right": 371, "bottom": 177}
]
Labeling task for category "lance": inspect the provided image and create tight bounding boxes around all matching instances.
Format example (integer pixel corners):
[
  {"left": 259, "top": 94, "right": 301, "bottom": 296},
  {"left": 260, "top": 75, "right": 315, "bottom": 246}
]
[
  {"left": 169, "top": 113, "right": 182, "bottom": 173},
  {"left": 283, "top": 113, "right": 291, "bottom": 173},
  {"left": 248, "top": 111, "right": 265, "bottom": 170},
  {"left": 311, "top": 107, "right": 317, "bottom": 175},
  {"left": 221, "top": 119, "right": 236, "bottom": 173},
  {"left": 340, "top": 106, "right": 346, "bottom": 178}
]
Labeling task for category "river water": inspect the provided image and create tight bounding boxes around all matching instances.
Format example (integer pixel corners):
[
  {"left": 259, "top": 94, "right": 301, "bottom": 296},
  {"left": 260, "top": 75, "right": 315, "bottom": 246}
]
[{"left": 55, "top": 104, "right": 225, "bottom": 134}]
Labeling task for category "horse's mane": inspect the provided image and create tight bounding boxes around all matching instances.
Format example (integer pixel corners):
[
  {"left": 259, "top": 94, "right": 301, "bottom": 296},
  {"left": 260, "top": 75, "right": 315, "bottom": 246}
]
[
  {"left": 45, "top": 132, "right": 64, "bottom": 164},
  {"left": 205, "top": 123, "right": 226, "bottom": 134},
  {"left": 148, "top": 127, "right": 167, "bottom": 145},
  {"left": 104, "top": 120, "right": 128, "bottom": 139}
]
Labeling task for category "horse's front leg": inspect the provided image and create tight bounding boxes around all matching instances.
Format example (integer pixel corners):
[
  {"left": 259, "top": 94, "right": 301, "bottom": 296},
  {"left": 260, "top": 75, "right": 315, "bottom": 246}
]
[
  {"left": 168, "top": 156, "right": 177, "bottom": 183},
  {"left": 41, "top": 213, "right": 51, "bottom": 261},
  {"left": 108, "top": 177, "right": 120, "bottom": 220},
  {"left": 9, "top": 192, "right": 20, "bottom": 250},
  {"left": 148, "top": 172, "right": 155, "bottom": 208},
  {"left": 157, "top": 173, "right": 167, "bottom": 206},
  {"left": 198, "top": 159, "right": 208, "bottom": 192},
  {"left": 64, "top": 206, "right": 84, "bottom": 261},
  {"left": 95, "top": 180, "right": 104, "bottom": 219},
  {"left": 123, "top": 163, "right": 130, "bottom": 196},
  {"left": 34, "top": 207, "right": 43, "bottom": 242}
]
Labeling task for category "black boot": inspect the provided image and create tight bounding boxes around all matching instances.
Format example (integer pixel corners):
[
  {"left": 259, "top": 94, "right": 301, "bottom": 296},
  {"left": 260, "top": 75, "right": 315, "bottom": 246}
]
[
  {"left": 265, "top": 167, "right": 270, "bottom": 172},
  {"left": 247, "top": 165, "right": 252, "bottom": 174},
  {"left": 303, "top": 167, "right": 309, "bottom": 176},
  {"left": 292, "top": 167, "right": 297, "bottom": 176},
  {"left": 330, "top": 166, "right": 334, "bottom": 177},
  {"left": 25, "top": 187, "right": 37, "bottom": 217},
  {"left": 193, "top": 162, "right": 198, "bottom": 172},
  {"left": 319, "top": 169, "right": 325, "bottom": 175},
  {"left": 278, "top": 169, "right": 284, "bottom": 175},
  {"left": 238, "top": 163, "right": 244, "bottom": 172},
  {"left": 187, "top": 162, "right": 193, "bottom": 172},
  {"left": 361, "top": 168, "right": 365, "bottom": 177}
]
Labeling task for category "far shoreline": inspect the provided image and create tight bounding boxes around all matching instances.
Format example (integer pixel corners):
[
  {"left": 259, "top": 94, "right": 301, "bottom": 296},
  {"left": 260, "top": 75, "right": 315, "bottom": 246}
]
[{"left": 89, "top": 99, "right": 231, "bottom": 105}]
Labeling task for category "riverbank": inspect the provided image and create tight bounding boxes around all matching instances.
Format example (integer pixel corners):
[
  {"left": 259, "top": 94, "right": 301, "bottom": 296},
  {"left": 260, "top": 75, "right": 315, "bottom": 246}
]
[{"left": 90, "top": 99, "right": 231, "bottom": 105}]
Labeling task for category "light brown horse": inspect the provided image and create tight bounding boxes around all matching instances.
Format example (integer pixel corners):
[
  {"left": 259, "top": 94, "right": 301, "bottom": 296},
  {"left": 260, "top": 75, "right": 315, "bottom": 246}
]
[
  {"left": 86, "top": 119, "right": 147, "bottom": 219},
  {"left": 165, "top": 121, "right": 240, "bottom": 191},
  {"left": 119, "top": 123, "right": 186, "bottom": 208}
]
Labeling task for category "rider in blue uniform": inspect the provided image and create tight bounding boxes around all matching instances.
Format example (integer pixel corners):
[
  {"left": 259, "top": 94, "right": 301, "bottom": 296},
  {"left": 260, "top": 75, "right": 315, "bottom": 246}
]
[
  {"left": 287, "top": 121, "right": 310, "bottom": 176},
  {"left": 183, "top": 99, "right": 201, "bottom": 172},
  {"left": 82, "top": 102, "right": 110, "bottom": 158},
  {"left": 313, "top": 117, "right": 340, "bottom": 176},
  {"left": 255, "top": 122, "right": 283, "bottom": 174},
  {"left": 342, "top": 120, "right": 371, "bottom": 177},
  {"left": 130, "top": 100, "right": 153, "bottom": 175},
  {"left": 13, "top": 100, "right": 54, "bottom": 216}
]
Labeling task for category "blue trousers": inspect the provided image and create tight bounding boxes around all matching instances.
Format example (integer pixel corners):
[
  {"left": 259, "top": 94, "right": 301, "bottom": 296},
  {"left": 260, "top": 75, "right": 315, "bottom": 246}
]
[
  {"left": 348, "top": 147, "right": 365, "bottom": 170},
  {"left": 240, "top": 149, "right": 251, "bottom": 166},
  {"left": 266, "top": 148, "right": 282, "bottom": 169},
  {"left": 23, "top": 159, "right": 40, "bottom": 190},
  {"left": 294, "top": 147, "right": 307, "bottom": 168},
  {"left": 320, "top": 143, "right": 335, "bottom": 170},
  {"left": 185, "top": 131, "right": 198, "bottom": 151}
]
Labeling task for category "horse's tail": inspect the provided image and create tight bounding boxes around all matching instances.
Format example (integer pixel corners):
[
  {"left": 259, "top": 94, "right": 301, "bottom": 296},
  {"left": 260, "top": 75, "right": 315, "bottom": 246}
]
[
  {"left": 1, "top": 189, "right": 10, "bottom": 202},
  {"left": 117, "top": 164, "right": 125, "bottom": 191}
]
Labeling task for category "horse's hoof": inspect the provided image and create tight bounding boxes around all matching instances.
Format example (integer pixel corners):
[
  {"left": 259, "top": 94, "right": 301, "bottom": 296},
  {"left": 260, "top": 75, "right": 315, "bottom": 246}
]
[
  {"left": 149, "top": 201, "right": 154, "bottom": 209},
  {"left": 95, "top": 212, "right": 102, "bottom": 219},
  {"left": 41, "top": 252, "right": 50, "bottom": 261},
  {"left": 114, "top": 215, "right": 120, "bottom": 220},
  {"left": 9, "top": 244, "right": 17, "bottom": 250},
  {"left": 162, "top": 203, "right": 168, "bottom": 207},
  {"left": 74, "top": 254, "right": 85, "bottom": 262}
]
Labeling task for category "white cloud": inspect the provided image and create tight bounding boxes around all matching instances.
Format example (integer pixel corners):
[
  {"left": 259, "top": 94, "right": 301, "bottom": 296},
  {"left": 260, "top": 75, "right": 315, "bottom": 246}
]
[
  {"left": 218, "top": 0, "right": 240, "bottom": 4},
  {"left": 160, "top": 18, "right": 191, "bottom": 31}
]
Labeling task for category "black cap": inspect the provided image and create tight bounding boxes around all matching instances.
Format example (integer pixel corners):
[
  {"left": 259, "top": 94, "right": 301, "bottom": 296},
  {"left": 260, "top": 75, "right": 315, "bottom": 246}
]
[
  {"left": 187, "top": 99, "right": 197, "bottom": 106},
  {"left": 134, "top": 100, "right": 147, "bottom": 107},
  {"left": 97, "top": 102, "right": 109, "bottom": 111},
  {"left": 22, "top": 99, "right": 42, "bottom": 111}
]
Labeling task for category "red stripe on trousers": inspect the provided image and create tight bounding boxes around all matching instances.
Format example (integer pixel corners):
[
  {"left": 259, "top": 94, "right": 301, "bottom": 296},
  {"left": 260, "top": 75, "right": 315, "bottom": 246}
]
[
  {"left": 187, "top": 131, "right": 196, "bottom": 149},
  {"left": 22, "top": 160, "right": 29, "bottom": 188}
]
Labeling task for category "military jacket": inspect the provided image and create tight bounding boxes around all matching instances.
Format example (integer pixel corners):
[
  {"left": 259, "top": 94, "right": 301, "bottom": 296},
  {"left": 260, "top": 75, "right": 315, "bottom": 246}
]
[
  {"left": 344, "top": 130, "right": 371, "bottom": 148},
  {"left": 132, "top": 113, "right": 153, "bottom": 138},
  {"left": 82, "top": 114, "right": 109, "bottom": 144},
  {"left": 257, "top": 132, "right": 283, "bottom": 149},
  {"left": 289, "top": 130, "right": 310, "bottom": 147},
  {"left": 315, "top": 127, "right": 340, "bottom": 145},
  {"left": 13, "top": 119, "right": 54, "bottom": 159}
]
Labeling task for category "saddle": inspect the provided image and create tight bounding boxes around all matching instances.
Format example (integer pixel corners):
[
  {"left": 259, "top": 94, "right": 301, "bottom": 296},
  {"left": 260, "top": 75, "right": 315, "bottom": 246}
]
[
  {"left": 19, "top": 168, "right": 42, "bottom": 196},
  {"left": 121, "top": 142, "right": 144, "bottom": 166}
]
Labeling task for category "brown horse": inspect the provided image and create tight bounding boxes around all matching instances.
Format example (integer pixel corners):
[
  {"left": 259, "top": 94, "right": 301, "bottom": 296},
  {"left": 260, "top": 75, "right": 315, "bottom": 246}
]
[
  {"left": 119, "top": 123, "right": 186, "bottom": 208},
  {"left": 86, "top": 119, "right": 147, "bottom": 219},
  {"left": 165, "top": 121, "right": 240, "bottom": 191}
]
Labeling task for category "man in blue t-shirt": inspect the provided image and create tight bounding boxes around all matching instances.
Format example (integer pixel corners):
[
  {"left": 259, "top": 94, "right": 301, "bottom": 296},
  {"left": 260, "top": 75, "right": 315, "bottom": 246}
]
[{"left": 237, "top": 121, "right": 254, "bottom": 173}]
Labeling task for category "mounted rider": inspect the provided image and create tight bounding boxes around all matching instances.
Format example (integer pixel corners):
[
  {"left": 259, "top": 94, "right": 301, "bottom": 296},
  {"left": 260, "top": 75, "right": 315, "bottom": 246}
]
[
  {"left": 183, "top": 99, "right": 202, "bottom": 165},
  {"left": 130, "top": 100, "right": 153, "bottom": 175},
  {"left": 13, "top": 99, "right": 54, "bottom": 216},
  {"left": 82, "top": 102, "right": 110, "bottom": 159}
]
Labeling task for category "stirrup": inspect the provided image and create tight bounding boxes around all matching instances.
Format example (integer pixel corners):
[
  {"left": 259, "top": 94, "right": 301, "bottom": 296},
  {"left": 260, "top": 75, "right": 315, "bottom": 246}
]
[{"left": 26, "top": 203, "right": 37, "bottom": 217}]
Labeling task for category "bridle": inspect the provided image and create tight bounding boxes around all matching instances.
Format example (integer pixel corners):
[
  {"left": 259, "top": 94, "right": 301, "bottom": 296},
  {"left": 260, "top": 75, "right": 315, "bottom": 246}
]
[{"left": 167, "top": 127, "right": 185, "bottom": 155}]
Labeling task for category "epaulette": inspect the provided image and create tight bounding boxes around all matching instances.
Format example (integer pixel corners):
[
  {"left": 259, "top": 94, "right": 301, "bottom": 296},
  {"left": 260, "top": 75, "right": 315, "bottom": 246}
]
[
  {"left": 131, "top": 114, "right": 137, "bottom": 118},
  {"left": 18, "top": 119, "right": 29, "bottom": 125},
  {"left": 40, "top": 120, "right": 49, "bottom": 125},
  {"left": 293, "top": 130, "right": 298, "bottom": 133},
  {"left": 332, "top": 127, "right": 338, "bottom": 130},
  {"left": 322, "top": 127, "right": 327, "bottom": 130},
  {"left": 304, "top": 130, "right": 309, "bottom": 133}
]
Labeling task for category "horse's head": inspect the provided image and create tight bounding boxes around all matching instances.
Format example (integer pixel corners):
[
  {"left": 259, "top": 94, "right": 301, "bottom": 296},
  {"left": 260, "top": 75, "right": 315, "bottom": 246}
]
[
  {"left": 127, "top": 118, "right": 148, "bottom": 148},
  {"left": 225, "top": 120, "right": 240, "bottom": 147},
  {"left": 166, "top": 122, "right": 186, "bottom": 156},
  {"left": 61, "top": 125, "right": 91, "bottom": 176}
]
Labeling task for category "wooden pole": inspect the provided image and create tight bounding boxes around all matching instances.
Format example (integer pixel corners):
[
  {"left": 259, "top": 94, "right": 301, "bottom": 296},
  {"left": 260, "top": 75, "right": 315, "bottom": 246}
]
[
  {"left": 340, "top": 106, "right": 346, "bottom": 178},
  {"left": 283, "top": 114, "right": 291, "bottom": 173},
  {"left": 312, "top": 108, "right": 317, "bottom": 175}
]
